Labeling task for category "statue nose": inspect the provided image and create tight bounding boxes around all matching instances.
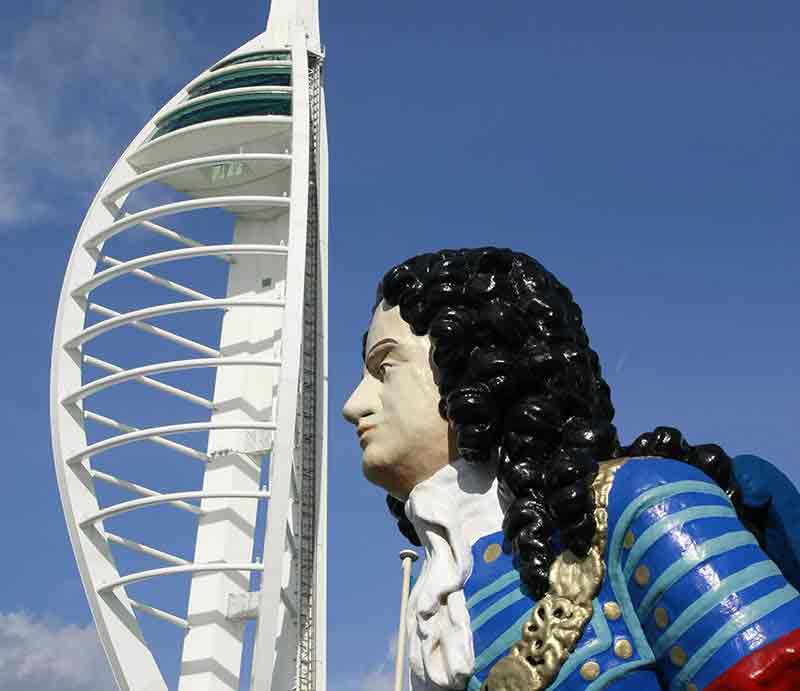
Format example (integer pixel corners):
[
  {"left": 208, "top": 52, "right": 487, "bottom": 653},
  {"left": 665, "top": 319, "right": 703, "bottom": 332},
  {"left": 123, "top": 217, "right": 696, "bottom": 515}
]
[{"left": 343, "top": 377, "right": 375, "bottom": 424}]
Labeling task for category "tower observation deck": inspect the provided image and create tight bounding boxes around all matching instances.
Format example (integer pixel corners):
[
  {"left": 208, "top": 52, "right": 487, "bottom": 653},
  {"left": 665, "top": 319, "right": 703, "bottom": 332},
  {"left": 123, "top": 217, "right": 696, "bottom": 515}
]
[{"left": 49, "top": 2, "right": 327, "bottom": 689}]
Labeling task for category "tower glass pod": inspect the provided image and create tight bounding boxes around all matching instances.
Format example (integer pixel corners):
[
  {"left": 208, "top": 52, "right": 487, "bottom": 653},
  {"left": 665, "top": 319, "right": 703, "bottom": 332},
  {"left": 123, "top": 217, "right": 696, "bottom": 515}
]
[{"left": 49, "top": 2, "right": 327, "bottom": 689}]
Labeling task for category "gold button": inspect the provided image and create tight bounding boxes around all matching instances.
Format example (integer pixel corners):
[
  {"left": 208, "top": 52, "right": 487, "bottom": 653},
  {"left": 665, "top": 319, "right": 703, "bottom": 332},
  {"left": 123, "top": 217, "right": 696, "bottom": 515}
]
[
  {"left": 483, "top": 543, "right": 502, "bottom": 564},
  {"left": 603, "top": 601, "right": 621, "bottom": 621},
  {"left": 634, "top": 564, "right": 651, "bottom": 586},
  {"left": 580, "top": 660, "right": 600, "bottom": 680},
  {"left": 624, "top": 530, "right": 636, "bottom": 549},
  {"left": 687, "top": 685, "right": 698, "bottom": 691},
  {"left": 670, "top": 646, "right": 687, "bottom": 667},
  {"left": 654, "top": 607, "right": 669, "bottom": 629},
  {"left": 614, "top": 638, "right": 633, "bottom": 659}
]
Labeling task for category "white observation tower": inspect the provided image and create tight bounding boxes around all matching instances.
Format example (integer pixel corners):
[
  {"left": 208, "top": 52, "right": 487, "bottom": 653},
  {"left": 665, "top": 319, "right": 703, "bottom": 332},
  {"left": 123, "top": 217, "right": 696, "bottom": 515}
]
[{"left": 49, "top": 1, "right": 327, "bottom": 689}]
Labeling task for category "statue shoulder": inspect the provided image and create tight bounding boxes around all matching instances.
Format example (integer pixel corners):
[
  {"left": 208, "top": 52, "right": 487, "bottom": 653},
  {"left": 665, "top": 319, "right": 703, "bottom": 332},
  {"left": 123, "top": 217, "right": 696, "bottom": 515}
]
[
  {"left": 606, "top": 457, "right": 730, "bottom": 533},
  {"left": 604, "top": 456, "right": 800, "bottom": 691}
]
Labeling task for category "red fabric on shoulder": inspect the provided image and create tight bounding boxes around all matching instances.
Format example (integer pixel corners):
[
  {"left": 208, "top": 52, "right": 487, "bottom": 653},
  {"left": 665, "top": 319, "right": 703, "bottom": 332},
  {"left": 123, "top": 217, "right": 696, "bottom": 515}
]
[{"left": 705, "top": 627, "right": 800, "bottom": 691}]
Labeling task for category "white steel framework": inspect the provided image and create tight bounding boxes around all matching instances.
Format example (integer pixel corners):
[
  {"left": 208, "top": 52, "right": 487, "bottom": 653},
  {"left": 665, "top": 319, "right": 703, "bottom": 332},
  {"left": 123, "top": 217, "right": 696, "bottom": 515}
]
[{"left": 50, "top": 1, "right": 327, "bottom": 689}]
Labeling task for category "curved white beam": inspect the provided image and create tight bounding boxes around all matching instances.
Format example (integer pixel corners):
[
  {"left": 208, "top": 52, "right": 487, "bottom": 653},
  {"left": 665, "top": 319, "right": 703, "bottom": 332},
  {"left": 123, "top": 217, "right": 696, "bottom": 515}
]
[
  {"left": 98, "top": 255, "right": 213, "bottom": 301},
  {"left": 65, "top": 299, "right": 284, "bottom": 350},
  {"left": 84, "top": 354, "right": 215, "bottom": 408},
  {"left": 73, "top": 244, "right": 288, "bottom": 297},
  {"left": 50, "top": 65, "right": 191, "bottom": 691},
  {"left": 83, "top": 490, "right": 270, "bottom": 525},
  {"left": 135, "top": 220, "right": 236, "bottom": 264},
  {"left": 87, "top": 303, "right": 220, "bottom": 357},
  {"left": 84, "top": 196, "right": 290, "bottom": 249},
  {"left": 65, "top": 421, "right": 277, "bottom": 465},
  {"left": 128, "top": 116, "right": 292, "bottom": 172},
  {"left": 103, "top": 153, "right": 291, "bottom": 204},
  {"left": 84, "top": 410, "right": 210, "bottom": 463},
  {"left": 99, "top": 562, "right": 265, "bottom": 593},
  {"left": 89, "top": 470, "right": 204, "bottom": 515},
  {"left": 65, "top": 357, "right": 281, "bottom": 405}
]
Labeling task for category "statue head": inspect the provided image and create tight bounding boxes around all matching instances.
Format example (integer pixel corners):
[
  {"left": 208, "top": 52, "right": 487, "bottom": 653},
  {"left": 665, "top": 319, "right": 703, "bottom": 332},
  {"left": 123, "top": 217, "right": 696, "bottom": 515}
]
[
  {"left": 342, "top": 300, "right": 454, "bottom": 499},
  {"left": 344, "top": 247, "right": 621, "bottom": 596}
]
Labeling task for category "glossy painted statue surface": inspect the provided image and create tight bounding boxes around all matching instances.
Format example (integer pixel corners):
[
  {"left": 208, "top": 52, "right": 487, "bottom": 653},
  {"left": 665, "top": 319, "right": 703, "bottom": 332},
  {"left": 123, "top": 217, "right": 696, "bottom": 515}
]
[{"left": 343, "top": 248, "right": 800, "bottom": 691}]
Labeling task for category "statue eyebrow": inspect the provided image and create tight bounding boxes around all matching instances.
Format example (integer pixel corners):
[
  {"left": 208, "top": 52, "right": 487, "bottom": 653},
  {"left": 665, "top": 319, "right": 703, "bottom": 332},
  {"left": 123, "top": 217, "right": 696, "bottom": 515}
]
[{"left": 365, "top": 338, "right": 398, "bottom": 373}]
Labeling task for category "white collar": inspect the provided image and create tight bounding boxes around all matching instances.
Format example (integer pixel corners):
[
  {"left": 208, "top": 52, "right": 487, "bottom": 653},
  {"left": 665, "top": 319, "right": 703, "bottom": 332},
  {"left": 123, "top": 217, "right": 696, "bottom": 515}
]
[
  {"left": 406, "top": 458, "right": 505, "bottom": 549},
  {"left": 403, "top": 460, "right": 504, "bottom": 690}
]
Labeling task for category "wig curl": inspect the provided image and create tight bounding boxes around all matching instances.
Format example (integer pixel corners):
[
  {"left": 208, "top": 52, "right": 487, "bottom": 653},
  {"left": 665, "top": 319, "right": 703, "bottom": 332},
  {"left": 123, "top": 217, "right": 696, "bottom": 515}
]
[{"left": 372, "top": 248, "right": 746, "bottom": 598}]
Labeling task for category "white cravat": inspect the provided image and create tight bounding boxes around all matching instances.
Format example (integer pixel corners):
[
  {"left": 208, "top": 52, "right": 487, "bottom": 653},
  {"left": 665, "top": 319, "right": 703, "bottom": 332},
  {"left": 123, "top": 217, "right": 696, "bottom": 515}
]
[{"left": 404, "top": 459, "right": 505, "bottom": 691}]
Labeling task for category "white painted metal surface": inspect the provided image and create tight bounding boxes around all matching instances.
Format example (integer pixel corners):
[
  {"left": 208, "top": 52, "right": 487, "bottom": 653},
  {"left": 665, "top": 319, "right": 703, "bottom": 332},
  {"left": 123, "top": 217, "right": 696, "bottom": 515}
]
[
  {"left": 50, "top": 2, "right": 327, "bottom": 689},
  {"left": 394, "top": 551, "right": 419, "bottom": 691}
]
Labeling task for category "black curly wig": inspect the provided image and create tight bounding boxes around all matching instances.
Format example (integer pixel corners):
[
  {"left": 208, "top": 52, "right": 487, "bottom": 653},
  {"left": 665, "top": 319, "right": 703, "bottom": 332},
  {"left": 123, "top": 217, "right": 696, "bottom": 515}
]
[{"left": 370, "top": 248, "right": 748, "bottom": 599}]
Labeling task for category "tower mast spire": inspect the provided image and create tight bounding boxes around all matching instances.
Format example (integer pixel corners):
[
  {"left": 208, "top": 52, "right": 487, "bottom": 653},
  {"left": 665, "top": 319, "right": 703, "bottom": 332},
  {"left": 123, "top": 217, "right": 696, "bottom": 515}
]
[
  {"left": 52, "top": 0, "right": 328, "bottom": 689},
  {"left": 265, "top": 0, "right": 320, "bottom": 52}
]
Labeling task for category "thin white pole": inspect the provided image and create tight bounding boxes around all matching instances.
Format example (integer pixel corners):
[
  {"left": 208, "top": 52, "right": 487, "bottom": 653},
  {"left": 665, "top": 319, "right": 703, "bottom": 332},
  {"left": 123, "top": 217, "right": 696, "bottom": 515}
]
[{"left": 394, "top": 549, "right": 419, "bottom": 691}]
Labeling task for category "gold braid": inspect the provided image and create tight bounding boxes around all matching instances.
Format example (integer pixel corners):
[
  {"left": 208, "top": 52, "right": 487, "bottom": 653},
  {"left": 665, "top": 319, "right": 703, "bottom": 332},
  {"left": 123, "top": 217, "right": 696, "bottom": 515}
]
[{"left": 482, "top": 459, "right": 628, "bottom": 691}]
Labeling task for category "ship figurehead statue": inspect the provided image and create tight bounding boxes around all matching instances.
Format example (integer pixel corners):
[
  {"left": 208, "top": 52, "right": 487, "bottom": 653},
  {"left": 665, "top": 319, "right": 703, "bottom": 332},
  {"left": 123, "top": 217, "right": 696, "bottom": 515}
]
[{"left": 343, "top": 248, "right": 800, "bottom": 691}]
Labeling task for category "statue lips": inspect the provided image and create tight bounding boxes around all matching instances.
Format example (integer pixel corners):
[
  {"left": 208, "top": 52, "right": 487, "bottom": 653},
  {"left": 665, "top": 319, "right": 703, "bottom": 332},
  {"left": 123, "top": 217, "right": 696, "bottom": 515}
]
[{"left": 357, "top": 424, "right": 376, "bottom": 448}]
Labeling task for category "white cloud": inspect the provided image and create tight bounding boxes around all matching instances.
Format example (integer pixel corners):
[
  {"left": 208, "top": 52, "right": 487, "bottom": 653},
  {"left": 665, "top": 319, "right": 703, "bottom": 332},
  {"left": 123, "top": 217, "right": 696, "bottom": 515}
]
[
  {"left": 0, "top": 178, "right": 39, "bottom": 225},
  {"left": 333, "top": 633, "right": 404, "bottom": 691},
  {"left": 332, "top": 667, "right": 394, "bottom": 691},
  {"left": 0, "top": 0, "right": 197, "bottom": 230},
  {"left": 353, "top": 668, "right": 395, "bottom": 691},
  {"left": 0, "top": 611, "right": 114, "bottom": 691}
]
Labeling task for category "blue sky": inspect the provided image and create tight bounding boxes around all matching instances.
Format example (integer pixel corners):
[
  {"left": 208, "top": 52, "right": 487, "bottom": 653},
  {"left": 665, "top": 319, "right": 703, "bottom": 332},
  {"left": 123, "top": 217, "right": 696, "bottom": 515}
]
[{"left": 1, "top": 1, "right": 799, "bottom": 689}]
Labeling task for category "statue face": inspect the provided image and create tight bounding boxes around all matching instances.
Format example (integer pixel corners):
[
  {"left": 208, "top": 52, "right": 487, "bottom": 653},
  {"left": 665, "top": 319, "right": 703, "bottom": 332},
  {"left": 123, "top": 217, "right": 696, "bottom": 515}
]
[{"left": 343, "top": 301, "right": 452, "bottom": 498}]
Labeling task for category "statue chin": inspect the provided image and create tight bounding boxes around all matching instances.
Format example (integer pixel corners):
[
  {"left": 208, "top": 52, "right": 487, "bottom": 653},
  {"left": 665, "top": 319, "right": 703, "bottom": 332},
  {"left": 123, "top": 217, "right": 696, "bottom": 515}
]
[
  {"left": 361, "top": 443, "right": 451, "bottom": 500},
  {"left": 361, "top": 457, "right": 392, "bottom": 490}
]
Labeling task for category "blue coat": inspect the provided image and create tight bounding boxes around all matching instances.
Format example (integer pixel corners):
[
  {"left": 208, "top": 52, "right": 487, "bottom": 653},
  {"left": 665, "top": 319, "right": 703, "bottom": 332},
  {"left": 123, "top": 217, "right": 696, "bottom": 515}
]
[{"left": 465, "top": 457, "right": 800, "bottom": 691}]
